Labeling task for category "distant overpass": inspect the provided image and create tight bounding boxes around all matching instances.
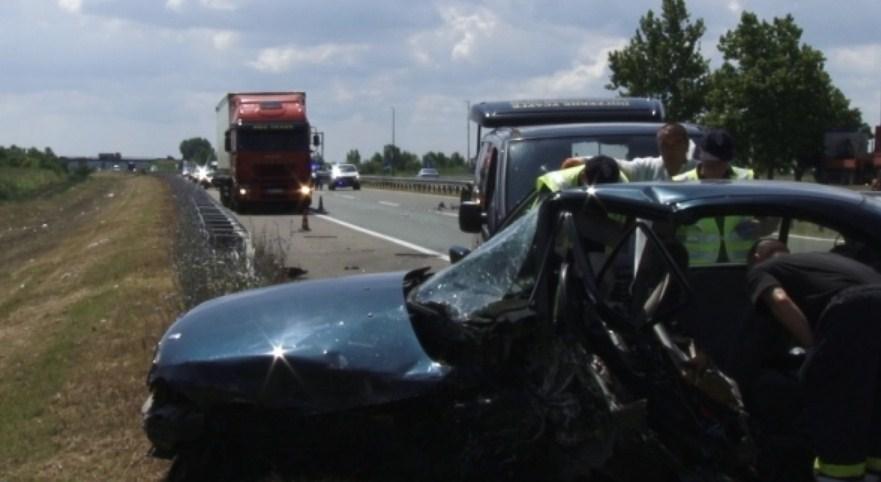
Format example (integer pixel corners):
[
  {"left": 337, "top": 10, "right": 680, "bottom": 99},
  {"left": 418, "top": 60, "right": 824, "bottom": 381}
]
[{"left": 59, "top": 153, "right": 180, "bottom": 172}]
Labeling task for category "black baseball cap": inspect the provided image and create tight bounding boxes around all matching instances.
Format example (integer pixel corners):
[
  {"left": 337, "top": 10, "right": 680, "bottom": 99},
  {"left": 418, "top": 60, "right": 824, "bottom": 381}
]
[{"left": 700, "top": 129, "right": 735, "bottom": 162}]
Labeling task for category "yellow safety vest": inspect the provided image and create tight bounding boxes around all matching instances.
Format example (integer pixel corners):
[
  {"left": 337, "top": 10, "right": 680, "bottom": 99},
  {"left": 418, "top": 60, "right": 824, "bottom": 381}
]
[
  {"left": 671, "top": 165, "right": 755, "bottom": 181},
  {"left": 673, "top": 165, "right": 755, "bottom": 265},
  {"left": 536, "top": 165, "right": 630, "bottom": 194}
]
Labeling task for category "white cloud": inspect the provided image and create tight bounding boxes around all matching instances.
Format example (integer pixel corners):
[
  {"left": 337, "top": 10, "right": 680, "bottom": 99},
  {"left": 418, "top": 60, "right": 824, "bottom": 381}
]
[
  {"left": 409, "top": 6, "right": 498, "bottom": 66},
  {"left": 211, "top": 30, "right": 237, "bottom": 50},
  {"left": 727, "top": 0, "right": 743, "bottom": 14},
  {"left": 828, "top": 44, "right": 881, "bottom": 76},
  {"left": 248, "top": 43, "right": 368, "bottom": 73},
  {"left": 517, "top": 40, "right": 624, "bottom": 98},
  {"left": 165, "top": 0, "right": 186, "bottom": 12},
  {"left": 57, "top": 0, "right": 82, "bottom": 14},
  {"left": 199, "top": 0, "right": 239, "bottom": 11}
]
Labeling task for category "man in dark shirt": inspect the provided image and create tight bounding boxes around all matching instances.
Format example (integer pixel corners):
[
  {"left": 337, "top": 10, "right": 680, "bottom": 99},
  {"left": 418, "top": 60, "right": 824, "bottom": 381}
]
[{"left": 747, "top": 239, "right": 881, "bottom": 482}]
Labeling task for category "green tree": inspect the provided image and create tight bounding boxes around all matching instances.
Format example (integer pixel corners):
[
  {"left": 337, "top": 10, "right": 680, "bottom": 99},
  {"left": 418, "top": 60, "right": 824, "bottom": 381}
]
[
  {"left": 703, "top": 12, "right": 863, "bottom": 179},
  {"left": 449, "top": 152, "right": 465, "bottom": 166},
  {"left": 345, "top": 149, "right": 362, "bottom": 165},
  {"left": 606, "top": 0, "right": 709, "bottom": 121},
  {"left": 179, "top": 137, "right": 215, "bottom": 166}
]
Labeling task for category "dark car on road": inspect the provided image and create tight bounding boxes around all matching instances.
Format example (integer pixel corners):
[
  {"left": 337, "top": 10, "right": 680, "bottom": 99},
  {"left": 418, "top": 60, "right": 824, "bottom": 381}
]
[
  {"left": 144, "top": 181, "right": 881, "bottom": 482},
  {"left": 458, "top": 98, "right": 702, "bottom": 240}
]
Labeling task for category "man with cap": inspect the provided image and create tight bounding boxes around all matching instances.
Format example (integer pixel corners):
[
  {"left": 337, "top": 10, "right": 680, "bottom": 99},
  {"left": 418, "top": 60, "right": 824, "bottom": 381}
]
[
  {"left": 746, "top": 239, "right": 881, "bottom": 482},
  {"left": 673, "top": 129, "right": 759, "bottom": 264},
  {"left": 673, "top": 128, "right": 754, "bottom": 181},
  {"left": 562, "top": 122, "right": 698, "bottom": 182}
]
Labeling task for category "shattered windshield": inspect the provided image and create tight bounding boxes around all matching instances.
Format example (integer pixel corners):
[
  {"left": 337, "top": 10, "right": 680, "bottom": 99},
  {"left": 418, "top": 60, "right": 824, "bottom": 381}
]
[{"left": 410, "top": 207, "right": 540, "bottom": 321}]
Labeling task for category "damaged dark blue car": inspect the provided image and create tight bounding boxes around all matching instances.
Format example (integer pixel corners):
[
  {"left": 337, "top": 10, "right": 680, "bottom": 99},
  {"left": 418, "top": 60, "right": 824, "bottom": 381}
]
[{"left": 144, "top": 182, "right": 881, "bottom": 482}]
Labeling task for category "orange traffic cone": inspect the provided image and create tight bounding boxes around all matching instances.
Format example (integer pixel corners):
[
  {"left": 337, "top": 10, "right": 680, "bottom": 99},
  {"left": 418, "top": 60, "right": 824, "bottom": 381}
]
[{"left": 301, "top": 209, "right": 310, "bottom": 231}]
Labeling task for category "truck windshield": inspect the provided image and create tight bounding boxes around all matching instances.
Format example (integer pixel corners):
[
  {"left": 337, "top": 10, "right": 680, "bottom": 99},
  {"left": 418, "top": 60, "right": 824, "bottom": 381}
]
[
  {"left": 505, "top": 135, "right": 658, "bottom": 210},
  {"left": 236, "top": 126, "right": 309, "bottom": 152}
]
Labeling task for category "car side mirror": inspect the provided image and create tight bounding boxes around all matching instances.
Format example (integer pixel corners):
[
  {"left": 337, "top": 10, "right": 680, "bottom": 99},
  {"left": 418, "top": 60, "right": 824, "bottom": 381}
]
[
  {"left": 458, "top": 201, "right": 485, "bottom": 233},
  {"left": 448, "top": 245, "right": 471, "bottom": 264}
]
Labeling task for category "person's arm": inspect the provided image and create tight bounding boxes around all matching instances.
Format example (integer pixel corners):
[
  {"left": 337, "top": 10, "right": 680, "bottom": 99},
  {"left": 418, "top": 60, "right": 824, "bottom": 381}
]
[
  {"left": 761, "top": 287, "right": 814, "bottom": 348},
  {"left": 616, "top": 156, "right": 651, "bottom": 181}
]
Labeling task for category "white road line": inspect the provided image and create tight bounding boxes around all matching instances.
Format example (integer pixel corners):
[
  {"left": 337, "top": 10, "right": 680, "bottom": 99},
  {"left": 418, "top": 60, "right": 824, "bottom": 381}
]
[
  {"left": 378, "top": 201, "right": 400, "bottom": 207},
  {"left": 438, "top": 212, "right": 458, "bottom": 218},
  {"left": 316, "top": 214, "right": 450, "bottom": 262},
  {"left": 789, "top": 233, "right": 838, "bottom": 243},
  {"left": 339, "top": 194, "right": 356, "bottom": 200}
]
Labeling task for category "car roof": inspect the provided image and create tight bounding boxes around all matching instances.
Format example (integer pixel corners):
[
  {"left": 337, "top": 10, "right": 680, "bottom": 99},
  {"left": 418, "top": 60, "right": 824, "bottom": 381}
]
[
  {"left": 554, "top": 181, "right": 880, "bottom": 230},
  {"left": 493, "top": 122, "right": 703, "bottom": 141}
]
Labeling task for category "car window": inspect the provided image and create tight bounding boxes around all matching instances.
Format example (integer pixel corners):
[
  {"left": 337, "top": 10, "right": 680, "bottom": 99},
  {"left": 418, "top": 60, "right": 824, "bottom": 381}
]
[
  {"left": 785, "top": 219, "right": 844, "bottom": 254},
  {"left": 675, "top": 215, "right": 781, "bottom": 266},
  {"left": 410, "top": 207, "right": 539, "bottom": 321},
  {"left": 505, "top": 135, "right": 657, "bottom": 211}
]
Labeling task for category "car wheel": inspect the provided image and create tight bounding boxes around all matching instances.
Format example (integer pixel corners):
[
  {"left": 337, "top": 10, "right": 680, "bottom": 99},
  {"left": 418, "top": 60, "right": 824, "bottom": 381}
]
[
  {"left": 353, "top": 182, "right": 361, "bottom": 190},
  {"left": 329, "top": 184, "right": 336, "bottom": 191}
]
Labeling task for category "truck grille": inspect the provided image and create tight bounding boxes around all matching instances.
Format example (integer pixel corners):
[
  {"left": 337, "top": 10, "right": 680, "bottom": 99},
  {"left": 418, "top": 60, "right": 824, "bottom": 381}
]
[{"left": 254, "top": 164, "right": 288, "bottom": 178}]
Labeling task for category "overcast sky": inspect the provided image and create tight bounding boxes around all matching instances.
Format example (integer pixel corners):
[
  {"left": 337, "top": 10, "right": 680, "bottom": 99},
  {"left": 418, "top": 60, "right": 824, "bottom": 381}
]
[{"left": 0, "top": 0, "right": 879, "bottom": 161}]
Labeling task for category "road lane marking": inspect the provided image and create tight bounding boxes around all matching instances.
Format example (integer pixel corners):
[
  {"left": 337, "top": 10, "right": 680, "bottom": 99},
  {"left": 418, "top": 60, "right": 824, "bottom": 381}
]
[
  {"left": 339, "top": 194, "right": 356, "bottom": 200},
  {"left": 789, "top": 233, "right": 838, "bottom": 243},
  {"left": 316, "top": 214, "right": 450, "bottom": 262},
  {"left": 379, "top": 201, "right": 400, "bottom": 207},
  {"left": 438, "top": 212, "right": 458, "bottom": 218}
]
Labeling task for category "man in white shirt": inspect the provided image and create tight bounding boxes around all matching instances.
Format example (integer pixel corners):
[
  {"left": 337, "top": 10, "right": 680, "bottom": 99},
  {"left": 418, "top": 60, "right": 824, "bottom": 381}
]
[{"left": 563, "top": 123, "right": 696, "bottom": 182}]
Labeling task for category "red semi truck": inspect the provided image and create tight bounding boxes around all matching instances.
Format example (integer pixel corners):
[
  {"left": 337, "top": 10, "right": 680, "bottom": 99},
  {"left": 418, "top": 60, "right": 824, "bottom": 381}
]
[{"left": 214, "top": 92, "right": 315, "bottom": 211}]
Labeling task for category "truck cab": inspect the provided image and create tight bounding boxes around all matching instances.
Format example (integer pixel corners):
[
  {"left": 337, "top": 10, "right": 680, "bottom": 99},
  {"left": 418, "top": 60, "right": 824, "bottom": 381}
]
[
  {"left": 458, "top": 98, "right": 702, "bottom": 241},
  {"left": 215, "top": 92, "right": 314, "bottom": 212}
]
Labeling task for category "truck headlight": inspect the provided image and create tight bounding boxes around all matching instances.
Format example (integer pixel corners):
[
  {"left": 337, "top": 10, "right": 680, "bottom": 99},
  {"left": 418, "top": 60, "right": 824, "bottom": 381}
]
[
  {"left": 239, "top": 188, "right": 248, "bottom": 196},
  {"left": 299, "top": 186, "right": 311, "bottom": 195}
]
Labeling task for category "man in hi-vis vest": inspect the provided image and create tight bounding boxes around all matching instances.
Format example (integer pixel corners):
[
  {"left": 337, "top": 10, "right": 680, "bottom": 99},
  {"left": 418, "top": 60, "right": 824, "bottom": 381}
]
[{"left": 674, "top": 129, "right": 757, "bottom": 265}]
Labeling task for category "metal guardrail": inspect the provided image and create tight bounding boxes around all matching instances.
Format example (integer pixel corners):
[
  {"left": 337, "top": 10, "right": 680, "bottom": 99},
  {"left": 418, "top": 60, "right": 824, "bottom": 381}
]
[
  {"left": 184, "top": 179, "right": 254, "bottom": 264},
  {"left": 359, "top": 175, "right": 472, "bottom": 197}
]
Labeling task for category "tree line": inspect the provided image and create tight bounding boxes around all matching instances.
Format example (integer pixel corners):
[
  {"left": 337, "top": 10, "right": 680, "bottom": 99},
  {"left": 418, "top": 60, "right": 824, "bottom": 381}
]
[
  {"left": 0, "top": 145, "right": 65, "bottom": 172},
  {"left": 342, "top": 147, "right": 466, "bottom": 175},
  {"left": 606, "top": 0, "right": 865, "bottom": 179}
]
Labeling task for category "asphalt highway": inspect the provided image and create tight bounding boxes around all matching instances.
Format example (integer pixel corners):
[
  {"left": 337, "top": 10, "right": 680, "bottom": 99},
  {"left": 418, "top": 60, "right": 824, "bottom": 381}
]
[{"left": 210, "top": 187, "right": 473, "bottom": 280}]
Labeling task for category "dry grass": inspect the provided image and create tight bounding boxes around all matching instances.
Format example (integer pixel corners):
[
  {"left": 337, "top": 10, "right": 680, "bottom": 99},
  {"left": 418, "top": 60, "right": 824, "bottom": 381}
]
[{"left": 0, "top": 173, "right": 178, "bottom": 481}]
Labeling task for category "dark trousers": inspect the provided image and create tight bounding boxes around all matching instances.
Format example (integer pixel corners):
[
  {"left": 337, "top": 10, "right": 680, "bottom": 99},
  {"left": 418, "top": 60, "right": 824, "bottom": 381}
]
[{"left": 801, "top": 284, "right": 881, "bottom": 466}]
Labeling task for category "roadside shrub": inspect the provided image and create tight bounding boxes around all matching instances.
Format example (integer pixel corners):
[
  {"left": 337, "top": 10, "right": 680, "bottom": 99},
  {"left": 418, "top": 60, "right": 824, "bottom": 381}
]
[{"left": 164, "top": 175, "right": 286, "bottom": 310}]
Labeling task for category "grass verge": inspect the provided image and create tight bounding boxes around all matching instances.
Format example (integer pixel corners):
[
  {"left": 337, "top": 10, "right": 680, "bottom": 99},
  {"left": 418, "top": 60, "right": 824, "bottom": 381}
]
[
  {"left": 0, "top": 173, "right": 178, "bottom": 481},
  {"left": 0, "top": 166, "right": 89, "bottom": 201}
]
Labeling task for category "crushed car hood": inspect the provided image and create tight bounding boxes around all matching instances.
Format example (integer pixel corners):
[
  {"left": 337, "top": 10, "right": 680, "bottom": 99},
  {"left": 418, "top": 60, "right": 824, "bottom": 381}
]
[{"left": 148, "top": 271, "right": 449, "bottom": 412}]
